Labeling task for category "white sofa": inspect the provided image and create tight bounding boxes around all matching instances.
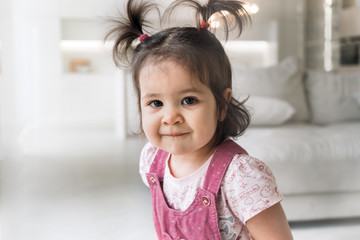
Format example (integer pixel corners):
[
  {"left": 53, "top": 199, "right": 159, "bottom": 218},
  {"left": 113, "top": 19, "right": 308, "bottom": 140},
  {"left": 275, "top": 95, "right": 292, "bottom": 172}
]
[
  {"left": 124, "top": 57, "right": 360, "bottom": 221},
  {"left": 232, "top": 57, "right": 360, "bottom": 221}
]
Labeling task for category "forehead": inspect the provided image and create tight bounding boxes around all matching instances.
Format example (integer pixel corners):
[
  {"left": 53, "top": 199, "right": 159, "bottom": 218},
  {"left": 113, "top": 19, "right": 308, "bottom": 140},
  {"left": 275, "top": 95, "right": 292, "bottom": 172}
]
[{"left": 138, "top": 60, "right": 202, "bottom": 92}]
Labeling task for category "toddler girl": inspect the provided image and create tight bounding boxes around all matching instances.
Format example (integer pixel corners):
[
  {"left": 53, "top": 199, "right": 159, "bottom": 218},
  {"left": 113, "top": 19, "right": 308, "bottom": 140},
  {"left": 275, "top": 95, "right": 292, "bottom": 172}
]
[{"left": 106, "top": 0, "right": 293, "bottom": 239}]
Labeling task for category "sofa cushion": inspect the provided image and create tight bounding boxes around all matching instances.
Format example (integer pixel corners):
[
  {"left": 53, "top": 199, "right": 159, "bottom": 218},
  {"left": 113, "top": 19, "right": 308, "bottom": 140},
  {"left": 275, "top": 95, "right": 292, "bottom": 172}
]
[
  {"left": 232, "top": 57, "right": 309, "bottom": 122},
  {"left": 245, "top": 96, "right": 295, "bottom": 126},
  {"left": 305, "top": 70, "right": 360, "bottom": 124},
  {"left": 235, "top": 122, "right": 360, "bottom": 195}
]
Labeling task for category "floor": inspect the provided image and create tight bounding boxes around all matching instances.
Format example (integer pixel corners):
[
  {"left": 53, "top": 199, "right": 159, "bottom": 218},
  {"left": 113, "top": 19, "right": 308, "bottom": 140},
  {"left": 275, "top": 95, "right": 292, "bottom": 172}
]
[{"left": 1, "top": 127, "right": 360, "bottom": 240}]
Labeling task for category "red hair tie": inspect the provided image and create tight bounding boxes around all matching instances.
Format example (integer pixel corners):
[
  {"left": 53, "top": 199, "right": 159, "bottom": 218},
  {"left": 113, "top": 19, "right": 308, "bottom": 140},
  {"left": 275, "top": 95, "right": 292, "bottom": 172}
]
[
  {"left": 139, "top": 34, "right": 149, "bottom": 43},
  {"left": 200, "top": 21, "right": 210, "bottom": 29}
]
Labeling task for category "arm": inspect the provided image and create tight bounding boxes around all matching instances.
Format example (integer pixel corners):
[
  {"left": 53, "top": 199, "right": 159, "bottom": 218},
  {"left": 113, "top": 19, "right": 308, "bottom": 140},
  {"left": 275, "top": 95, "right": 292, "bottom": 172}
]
[{"left": 246, "top": 202, "right": 293, "bottom": 240}]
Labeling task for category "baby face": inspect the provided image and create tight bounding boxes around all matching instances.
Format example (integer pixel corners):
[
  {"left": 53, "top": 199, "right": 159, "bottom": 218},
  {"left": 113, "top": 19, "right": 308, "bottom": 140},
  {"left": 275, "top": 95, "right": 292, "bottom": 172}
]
[{"left": 139, "top": 60, "right": 219, "bottom": 156}]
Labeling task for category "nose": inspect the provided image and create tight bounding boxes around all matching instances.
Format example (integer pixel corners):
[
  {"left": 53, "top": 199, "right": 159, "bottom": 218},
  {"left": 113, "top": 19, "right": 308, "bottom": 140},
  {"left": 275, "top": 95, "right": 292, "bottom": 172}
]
[{"left": 161, "top": 105, "right": 184, "bottom": 125}]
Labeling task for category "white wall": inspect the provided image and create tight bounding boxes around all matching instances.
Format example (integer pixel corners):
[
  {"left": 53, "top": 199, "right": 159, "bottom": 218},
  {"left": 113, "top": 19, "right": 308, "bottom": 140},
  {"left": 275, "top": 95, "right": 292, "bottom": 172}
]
[
  {"left": 58, "top": 0, "right": 304, "bottom": 59},
  {"left": 0, "top": 0, "right": 62, "bottom": 155}
]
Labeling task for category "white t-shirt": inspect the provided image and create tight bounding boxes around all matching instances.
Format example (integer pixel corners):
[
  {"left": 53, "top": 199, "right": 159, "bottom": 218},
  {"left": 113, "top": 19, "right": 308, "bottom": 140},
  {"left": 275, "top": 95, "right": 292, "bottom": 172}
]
[{"left": 139, "top": 142, "right": 283, "bottom": 240}]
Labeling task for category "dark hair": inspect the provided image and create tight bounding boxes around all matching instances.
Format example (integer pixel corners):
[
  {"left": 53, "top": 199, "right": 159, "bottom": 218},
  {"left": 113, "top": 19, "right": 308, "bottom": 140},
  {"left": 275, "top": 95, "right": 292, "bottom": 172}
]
[{"left": 105, "top": 0, "right": 251, "bottom": 145}]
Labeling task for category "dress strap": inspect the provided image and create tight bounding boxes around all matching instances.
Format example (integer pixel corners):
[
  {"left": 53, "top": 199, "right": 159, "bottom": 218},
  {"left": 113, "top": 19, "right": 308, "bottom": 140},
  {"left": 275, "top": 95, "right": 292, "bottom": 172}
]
[
  {"left": 149, "top": 148, "right": 169, "bottom": 182},
  {"left": 203, "top": 140, "right": 248, "bottom": 194}
]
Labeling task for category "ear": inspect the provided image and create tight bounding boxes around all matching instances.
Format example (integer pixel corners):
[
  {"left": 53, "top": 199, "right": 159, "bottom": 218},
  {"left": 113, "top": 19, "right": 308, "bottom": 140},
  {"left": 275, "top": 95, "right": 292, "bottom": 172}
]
[{"left": 220, "top": 88, "right": 232, "bottom": 121}]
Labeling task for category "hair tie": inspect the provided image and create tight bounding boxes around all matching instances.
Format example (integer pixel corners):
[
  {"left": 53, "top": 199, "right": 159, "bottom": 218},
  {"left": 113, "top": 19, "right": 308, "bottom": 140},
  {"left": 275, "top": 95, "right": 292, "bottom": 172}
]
[
  {"left": 139, "top": 33, "right": 149, "bottom": 43},
  {"left": 200, "top": 21, "right": 210, "bottom": 29}
]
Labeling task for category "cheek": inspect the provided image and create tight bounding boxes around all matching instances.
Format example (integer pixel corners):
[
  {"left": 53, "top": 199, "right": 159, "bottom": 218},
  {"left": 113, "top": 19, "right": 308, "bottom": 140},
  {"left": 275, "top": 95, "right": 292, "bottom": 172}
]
[
  {"left": 206, "top": 102, "right": 219, "bottom": 121},
  {"left": 141, "top": 111, "right": 150, "bottom": 132},
  {"left": 195, "top": 107, "right": 218, "bottom": 132},
  {"left": 141, "top": 111, "right": 159, "bottom": 137},
  {"left": 207, "top": 104, "right": 220, "bottom": 134}
]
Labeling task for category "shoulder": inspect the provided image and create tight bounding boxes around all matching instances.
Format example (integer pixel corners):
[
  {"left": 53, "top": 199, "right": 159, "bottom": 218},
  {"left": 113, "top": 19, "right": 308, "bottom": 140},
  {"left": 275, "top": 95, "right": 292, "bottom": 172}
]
[
  {"left": 139, "top": 142, "right": 158, "bottom": 186},
  {"left": 140, "top": 142, "right": 158, "bottom": 164},
  {"left": 223, "top": 154, "right": 279, "bottom": 194},
  {"left": 226, "top": 154, "right": 276, "bottom": 180},
  {"left": 220, "top": 154, "right": 282, "bottom": 223}
]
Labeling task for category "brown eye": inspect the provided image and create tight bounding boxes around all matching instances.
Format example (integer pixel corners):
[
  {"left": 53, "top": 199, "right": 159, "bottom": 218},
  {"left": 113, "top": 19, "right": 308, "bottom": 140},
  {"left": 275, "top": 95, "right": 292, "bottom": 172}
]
[
  {"left": 149, "top": 100, "right": 163, "bottom": 107},
  {"left": 182, "top": 97, "right": 197, "bottom": 105}
]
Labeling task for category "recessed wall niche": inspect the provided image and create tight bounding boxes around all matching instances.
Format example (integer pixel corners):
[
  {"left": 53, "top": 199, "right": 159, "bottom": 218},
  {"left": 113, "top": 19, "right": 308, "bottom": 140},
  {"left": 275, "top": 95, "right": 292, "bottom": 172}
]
[{"left": 60, "top": 18, "right": 114, "bottom": 74}]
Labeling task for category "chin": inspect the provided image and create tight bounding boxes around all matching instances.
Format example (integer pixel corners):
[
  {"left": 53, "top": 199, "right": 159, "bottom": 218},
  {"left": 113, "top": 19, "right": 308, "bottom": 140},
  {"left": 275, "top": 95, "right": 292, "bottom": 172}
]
[{"left": 161, "top": 145, "right": 191, "bottom": 155}]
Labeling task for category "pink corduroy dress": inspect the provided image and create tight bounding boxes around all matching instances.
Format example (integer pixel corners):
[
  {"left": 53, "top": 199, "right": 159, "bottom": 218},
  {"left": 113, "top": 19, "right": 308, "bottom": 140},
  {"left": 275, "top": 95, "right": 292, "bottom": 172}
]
[{"left": 146, "top": 140, "right": 247, "bottom": 240}]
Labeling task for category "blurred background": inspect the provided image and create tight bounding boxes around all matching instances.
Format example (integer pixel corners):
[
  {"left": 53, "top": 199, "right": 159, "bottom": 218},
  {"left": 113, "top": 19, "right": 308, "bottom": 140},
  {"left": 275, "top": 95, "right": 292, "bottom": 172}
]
[{"left": 1, "top": 0, "right": 360, "bottom": 239}]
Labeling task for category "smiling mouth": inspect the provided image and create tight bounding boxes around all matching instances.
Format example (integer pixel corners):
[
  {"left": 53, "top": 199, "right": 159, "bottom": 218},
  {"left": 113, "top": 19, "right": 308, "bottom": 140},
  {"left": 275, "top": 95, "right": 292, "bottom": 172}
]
[{"left": 163, "top": 133, "right": 188, "bottom": 137}]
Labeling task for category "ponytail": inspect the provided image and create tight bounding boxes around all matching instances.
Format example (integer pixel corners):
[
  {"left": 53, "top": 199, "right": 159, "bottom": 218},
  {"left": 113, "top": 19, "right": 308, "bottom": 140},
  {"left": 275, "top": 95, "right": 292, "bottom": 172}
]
[
  {"left": 104, "top": 0, "right": 159, "bottom": 67},
  {"left": 163, "top": 0, "right": 251, "bottom": 40}
]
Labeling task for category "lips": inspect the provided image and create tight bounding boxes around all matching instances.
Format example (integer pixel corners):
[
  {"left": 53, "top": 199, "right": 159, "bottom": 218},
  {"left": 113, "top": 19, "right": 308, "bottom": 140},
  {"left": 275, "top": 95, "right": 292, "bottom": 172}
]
[{"left": 162, "top": 132, "right": 188, "bottom": 137}]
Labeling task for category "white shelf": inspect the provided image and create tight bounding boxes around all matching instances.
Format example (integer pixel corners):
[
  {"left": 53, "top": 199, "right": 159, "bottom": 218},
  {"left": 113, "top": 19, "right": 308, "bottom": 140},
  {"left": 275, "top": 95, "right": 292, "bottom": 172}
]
[
  {"left": 60, "top": 40, "right": 110, "bottom": 49},
  {"left": 60, "top": 17, "right": 115, "bottom": 75},
  {"left": 62, "top": 72, "right": 115, "bottom": 80},
  {"left": 60, "top": 40, "right": 115, "bottom": 75}
]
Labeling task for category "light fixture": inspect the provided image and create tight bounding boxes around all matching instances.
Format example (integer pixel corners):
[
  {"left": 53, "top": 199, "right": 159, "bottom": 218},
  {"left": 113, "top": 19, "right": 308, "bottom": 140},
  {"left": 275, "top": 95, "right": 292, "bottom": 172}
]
[
  {"left": 243, "top": 2, "right": 259, "bottom": 15},
  {"left": 208, "top": 2, "right": 259, "bottom": 28}
]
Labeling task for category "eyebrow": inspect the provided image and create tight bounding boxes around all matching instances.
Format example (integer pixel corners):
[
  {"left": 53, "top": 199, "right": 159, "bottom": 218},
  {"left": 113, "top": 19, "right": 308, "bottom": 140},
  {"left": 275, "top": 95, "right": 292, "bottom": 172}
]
[
  {"left": 179, "top": 87, "right": 204, "bottom": 95},
  {"left": 141, "top": 93, "right": 161, "bottom": 101},
  {"left": 141, "top": 87, "right": 204, "bottom": 100}
]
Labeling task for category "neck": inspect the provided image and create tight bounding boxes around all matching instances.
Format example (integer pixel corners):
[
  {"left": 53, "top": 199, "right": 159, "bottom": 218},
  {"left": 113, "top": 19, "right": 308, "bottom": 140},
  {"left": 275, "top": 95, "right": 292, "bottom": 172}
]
[{"left": 168, "top": 143, "right": 216, "bottom": 178}]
